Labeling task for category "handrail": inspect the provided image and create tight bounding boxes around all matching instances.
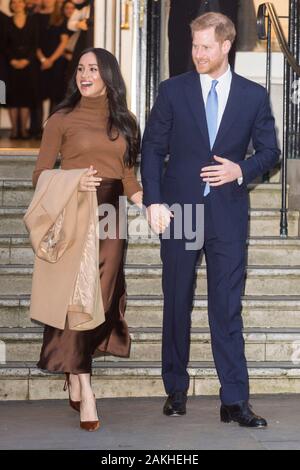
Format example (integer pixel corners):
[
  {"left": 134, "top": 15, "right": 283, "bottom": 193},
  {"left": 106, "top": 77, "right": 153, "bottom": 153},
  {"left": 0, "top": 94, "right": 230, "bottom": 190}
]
[
  {"left": 257, "top": 2, "right": 300, "bottom": 76},
  {"left": 257, "top": 1, "right": 300, "bottom": 237}
]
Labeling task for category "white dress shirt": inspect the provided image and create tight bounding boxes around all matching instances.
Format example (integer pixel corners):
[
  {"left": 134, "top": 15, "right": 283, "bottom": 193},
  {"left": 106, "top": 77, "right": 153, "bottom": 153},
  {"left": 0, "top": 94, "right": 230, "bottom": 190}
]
[{"left": 199, "top": 66, "right": 243, "bottom": 184}]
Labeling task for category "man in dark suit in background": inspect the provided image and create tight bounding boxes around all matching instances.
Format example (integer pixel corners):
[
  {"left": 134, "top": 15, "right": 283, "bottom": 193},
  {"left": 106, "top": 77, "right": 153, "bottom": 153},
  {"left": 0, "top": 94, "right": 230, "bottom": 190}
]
[{"left": 169, "top": 0, "right": 239, "bottom": 76}]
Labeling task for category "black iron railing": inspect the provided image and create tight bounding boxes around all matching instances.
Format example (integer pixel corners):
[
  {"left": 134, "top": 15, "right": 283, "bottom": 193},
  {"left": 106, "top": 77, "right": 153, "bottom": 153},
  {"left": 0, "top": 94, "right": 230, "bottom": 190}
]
[{"left": 257, "top": 1, "right": 300, "bottom": 237}]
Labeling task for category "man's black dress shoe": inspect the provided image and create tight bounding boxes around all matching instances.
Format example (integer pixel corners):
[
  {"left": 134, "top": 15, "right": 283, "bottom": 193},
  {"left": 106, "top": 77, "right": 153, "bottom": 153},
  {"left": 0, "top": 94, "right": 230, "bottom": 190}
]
[
  {"left": 220, "top": 401, "right": 267, "bottom": 428},
  {"left": 163, "top": 392, "right": 187, "bottom": 416}
]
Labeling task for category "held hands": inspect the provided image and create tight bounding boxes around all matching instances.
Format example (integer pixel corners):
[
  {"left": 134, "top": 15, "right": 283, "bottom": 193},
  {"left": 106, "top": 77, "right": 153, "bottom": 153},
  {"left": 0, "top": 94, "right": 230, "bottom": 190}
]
[
  {"left": 146, "top": 204, "right": 174, "bottom": 235},
  {"left": 130, "top": 190, "right": 143, "bottom": 209},
  {"left": 200, "top": 155, "right": 242, "bottom": 187},
  {"left": 79, "top": 165, "right": 102, "bottom": 192}
]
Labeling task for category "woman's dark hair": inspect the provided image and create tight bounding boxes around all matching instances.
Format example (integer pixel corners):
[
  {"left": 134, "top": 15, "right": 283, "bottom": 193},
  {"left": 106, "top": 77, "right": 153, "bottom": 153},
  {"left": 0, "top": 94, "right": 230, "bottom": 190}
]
[{"left": 50, "top": 47, "right": 140, "bottom": 167}]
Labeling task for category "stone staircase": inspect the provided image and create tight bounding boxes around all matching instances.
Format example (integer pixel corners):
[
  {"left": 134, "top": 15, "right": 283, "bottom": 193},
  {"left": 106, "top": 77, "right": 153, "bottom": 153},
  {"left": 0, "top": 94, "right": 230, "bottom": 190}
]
[{"left": 0, "top": 151, "right": 300, "bottom": 400}]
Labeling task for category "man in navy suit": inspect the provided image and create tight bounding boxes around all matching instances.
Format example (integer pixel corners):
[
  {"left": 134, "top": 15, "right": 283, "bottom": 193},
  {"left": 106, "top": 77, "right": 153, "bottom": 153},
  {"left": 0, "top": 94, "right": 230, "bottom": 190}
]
[{"left": 141, "top": 12, "right": 280, "bottom": 427}]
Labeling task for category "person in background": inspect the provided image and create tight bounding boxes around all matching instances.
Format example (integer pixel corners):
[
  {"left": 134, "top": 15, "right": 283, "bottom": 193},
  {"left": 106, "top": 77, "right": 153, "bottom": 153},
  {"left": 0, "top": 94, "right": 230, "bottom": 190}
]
[
  {"left": 25, "top": 0, "right": 42, "bottom": 137},
  {"left": 25, "top": 0, "right": 41, "bottom": 14},
  {"left": 5, "top": 0, "right": 38, "bottom": 139},
  {"left": 35, "top": 0, "right": 69, "bottom": 130},
  {"left": 62, "top": 0, "right": 74, "bottom": 24},
  {"left": 0, "top": 0, "right": 10, "bottom": 86},
  {"left": 168, "top": 0, "right": 239, "bottom": 77},
  {"left": 63, "top": 1, "right": 76, "bottom": 63},
  {"left": 0, "top": 8, "right": 8, "bottom": 140},
  {"left": 67, "top": 0, "right": 91, "bottom": 76},
  {"left": 62, "top": 1, "right": 76, "bottom": 94},
  {"left": 0, "top": 9, "right": 9, "bottom": 89},
  {"left": 0, "top": 0, "right": 11, "bottom": 16}
]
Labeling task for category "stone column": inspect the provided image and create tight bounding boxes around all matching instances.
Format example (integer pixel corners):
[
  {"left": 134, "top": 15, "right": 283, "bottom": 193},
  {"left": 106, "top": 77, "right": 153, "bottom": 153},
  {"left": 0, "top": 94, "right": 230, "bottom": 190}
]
[{"left": 286, "top": 0, "right": 300, "bottom": 209}]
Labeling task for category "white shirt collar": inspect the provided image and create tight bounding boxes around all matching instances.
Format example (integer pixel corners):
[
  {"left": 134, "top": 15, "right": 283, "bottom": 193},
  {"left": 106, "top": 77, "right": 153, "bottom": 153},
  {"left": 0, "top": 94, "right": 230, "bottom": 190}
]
[{"left": 200, "top": 65, "right": 232, "bottom": 90}]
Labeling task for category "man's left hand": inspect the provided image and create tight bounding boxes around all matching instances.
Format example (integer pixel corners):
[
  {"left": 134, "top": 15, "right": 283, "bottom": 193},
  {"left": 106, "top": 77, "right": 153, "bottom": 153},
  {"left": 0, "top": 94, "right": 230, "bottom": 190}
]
[{"left": 200, "top": 155, "right": 242, "bottom": 187}]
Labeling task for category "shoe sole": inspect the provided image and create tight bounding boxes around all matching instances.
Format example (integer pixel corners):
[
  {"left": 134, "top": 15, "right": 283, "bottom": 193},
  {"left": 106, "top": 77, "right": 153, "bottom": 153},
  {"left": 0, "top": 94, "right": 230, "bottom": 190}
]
[
  {"left": 221, "top": 419, "right": 267, "bottom": 428},
  {"left": 164, "top": 411, "right": 186, "bottom": 417},
  {"left": 239, "top": 423, "right": 268, "bottom": 428},
  {"left": 80, "top": 422, "right": 100, "bottom": 432}
]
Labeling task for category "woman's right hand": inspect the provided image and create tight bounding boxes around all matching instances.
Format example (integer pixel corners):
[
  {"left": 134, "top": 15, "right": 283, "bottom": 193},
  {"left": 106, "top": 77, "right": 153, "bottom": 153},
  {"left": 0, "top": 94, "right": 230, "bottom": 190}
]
[{"left": 79, "top": 166, "right": 102, "bottom": 192}]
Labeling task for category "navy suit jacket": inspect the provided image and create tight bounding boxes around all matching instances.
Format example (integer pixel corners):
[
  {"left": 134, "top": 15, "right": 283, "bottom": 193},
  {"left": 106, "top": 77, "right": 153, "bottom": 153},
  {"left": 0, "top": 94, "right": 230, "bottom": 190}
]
[{"left": 141, "top": 70, "right": 281, "bottom": 241}]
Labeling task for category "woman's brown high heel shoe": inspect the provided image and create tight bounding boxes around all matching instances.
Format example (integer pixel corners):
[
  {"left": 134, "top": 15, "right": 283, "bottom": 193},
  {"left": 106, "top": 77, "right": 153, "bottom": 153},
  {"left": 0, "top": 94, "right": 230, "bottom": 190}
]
[
  {"left": 80, "top": 397, "right": 100, "bottom": 432},
  {"left": 63, "top": 373, "right": 81, "bottom": 413}
]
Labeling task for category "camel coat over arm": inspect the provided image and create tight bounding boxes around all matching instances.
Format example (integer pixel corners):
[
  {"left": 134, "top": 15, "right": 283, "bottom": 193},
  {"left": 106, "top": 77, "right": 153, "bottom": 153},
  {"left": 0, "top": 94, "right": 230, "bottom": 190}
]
[{"left": 24, "top": 168, "right": 105, "bottom": 331}]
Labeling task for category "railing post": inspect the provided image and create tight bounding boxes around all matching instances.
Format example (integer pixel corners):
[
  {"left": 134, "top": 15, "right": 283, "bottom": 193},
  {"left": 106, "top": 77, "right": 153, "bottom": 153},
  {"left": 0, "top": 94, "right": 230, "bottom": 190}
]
[
  {"left": 263, "top": 14, "right": 272, "bottom": 183},
  {"left": 281, "top": 0, "right": 300, "bottom": 236},
  {"left": 146, "top": 0, "right": 161, "bottom": 119},
  {"left": 288, "top": 0, "right": 300, "bottom": 161},
  {"left": 266, "top": 15, "right": 272, "bottom": 93},
  {"left": 257, "top": 2, "right": 300, "bottom": 235},
  {"left": 281, "top": 54, "right": 289, "bottom": 237}
]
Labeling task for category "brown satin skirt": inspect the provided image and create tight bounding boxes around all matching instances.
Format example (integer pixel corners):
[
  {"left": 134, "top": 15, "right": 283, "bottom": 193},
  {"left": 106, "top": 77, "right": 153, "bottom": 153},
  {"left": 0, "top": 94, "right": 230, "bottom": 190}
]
[{"left": 37, "top": 178, "right": 130, "bottom": 374}]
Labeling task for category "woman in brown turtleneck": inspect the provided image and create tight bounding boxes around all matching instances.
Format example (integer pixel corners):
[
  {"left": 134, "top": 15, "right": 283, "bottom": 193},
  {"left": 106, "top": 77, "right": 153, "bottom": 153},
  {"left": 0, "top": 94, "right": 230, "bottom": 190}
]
[{"left": 32, "top": 48, "right": 143, "bottom": 432}]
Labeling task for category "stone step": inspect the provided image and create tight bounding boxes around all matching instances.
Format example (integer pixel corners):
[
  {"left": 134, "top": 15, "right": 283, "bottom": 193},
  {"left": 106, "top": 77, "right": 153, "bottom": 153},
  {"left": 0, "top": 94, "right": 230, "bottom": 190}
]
[
  {"left": 248, "top": 183, "right": 286, "bottom": 209},
  {"left": 0, "top": 180, "right": 33, "bottom": 207},
  {"left": 238, "top": 210, "right": 299, "bottom": 237},
  {"left": 0, "top": 264, "right": 299, "bottom": 297},
  {"left": 127, "top": 296, "right": 300, "bottom": 329},
  {"left": 0, "top": 206, "right": 299, "bottom": 237},
  {"left": 1, "top": 295, "right": 300, "bottom": 330},
  {"left": 252, "top": 164, "right": 281, "bottom": 184},
  {"left": 269, "top": 166, "right": 281, "bottom": 183},
  {"left": 1, "top": 327, "right": 300, "bottom": 364},
  {"left": 0, "top": 152, "right": 38, "bottom": 179},
  {"left": 1, "top": 235, "right": 300, "bottom": 266},
  {"left": 128, "top": 237, "right": 300, "bottom": 266},
  {"left": 127, "top": 265, "right": 300, "bottom": 296},
  {"left": 0, "top": 178, "right": 286, "bottom": 210},
  {"left": 0, "top": 361, "right": 298, "bottom": 400}
]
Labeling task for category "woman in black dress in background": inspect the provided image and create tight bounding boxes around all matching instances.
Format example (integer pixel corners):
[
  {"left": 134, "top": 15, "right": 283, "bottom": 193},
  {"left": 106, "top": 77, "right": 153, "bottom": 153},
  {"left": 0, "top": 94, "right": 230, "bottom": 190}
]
[
  {"left": 5, "top": 0, "right": 38, "bottom": 138},
  {"left": 0, "top": 10, "right": 9, "bottom": 87},
  {"left": 36, "top": 0, "right": 69, "bottom": 116}
]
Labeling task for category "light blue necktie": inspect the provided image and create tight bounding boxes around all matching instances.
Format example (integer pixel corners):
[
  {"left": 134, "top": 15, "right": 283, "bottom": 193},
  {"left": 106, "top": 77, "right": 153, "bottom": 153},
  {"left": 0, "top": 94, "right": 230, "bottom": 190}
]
[{"left": 204, "top": 79, "right": 218, "bottom": 197}]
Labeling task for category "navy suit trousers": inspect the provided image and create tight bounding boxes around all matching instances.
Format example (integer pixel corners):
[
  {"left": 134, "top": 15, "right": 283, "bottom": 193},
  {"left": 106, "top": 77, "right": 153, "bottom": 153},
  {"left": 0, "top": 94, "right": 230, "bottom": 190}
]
[{"left": 160, "top": 195, "right": 249, "bottom": 405}]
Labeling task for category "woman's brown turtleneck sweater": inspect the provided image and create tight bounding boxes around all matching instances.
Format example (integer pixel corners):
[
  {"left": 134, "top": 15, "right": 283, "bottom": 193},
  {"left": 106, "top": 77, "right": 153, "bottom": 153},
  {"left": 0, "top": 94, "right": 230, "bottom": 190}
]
[{"left": 32, "top": 94, "right": 142, "bottom": 198}]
